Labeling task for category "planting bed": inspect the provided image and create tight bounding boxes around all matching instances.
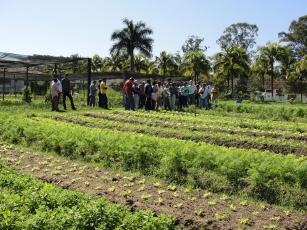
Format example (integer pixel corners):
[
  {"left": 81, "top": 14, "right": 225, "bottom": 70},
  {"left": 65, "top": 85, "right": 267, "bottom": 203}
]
[{"left": 1, "top": 143, "right": 306, "bottom": 230}]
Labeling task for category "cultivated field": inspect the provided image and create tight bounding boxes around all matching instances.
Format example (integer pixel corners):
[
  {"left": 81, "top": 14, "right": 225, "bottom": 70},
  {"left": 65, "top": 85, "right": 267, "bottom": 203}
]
[{"left": 0, "top": 102, "right": 306, "bottom": 229}]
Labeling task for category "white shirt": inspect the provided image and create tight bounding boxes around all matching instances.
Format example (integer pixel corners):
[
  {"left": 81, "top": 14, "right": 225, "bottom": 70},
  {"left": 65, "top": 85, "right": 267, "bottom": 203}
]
[{"left": 51, "top": 81, "right": 60, "bottom": 98}]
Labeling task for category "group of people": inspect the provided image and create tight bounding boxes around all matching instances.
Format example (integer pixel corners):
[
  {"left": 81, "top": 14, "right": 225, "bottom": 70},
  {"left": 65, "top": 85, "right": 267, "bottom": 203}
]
[
  {"left": 89, "top": 78, "right": 108, "bottom": 109},
  {"left": 51, "top": 75, "right": 218, "bottom": 112},
  {"left": 123, "top": 77, "right": 218, "bottom": 111},
  {"left": 50, "top": 74, "right": 76, "bottom": 111}
]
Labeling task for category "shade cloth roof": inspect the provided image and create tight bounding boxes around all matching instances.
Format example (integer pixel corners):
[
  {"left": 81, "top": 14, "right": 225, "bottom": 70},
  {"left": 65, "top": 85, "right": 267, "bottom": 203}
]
[{"left": 0, "top": 52, "right": 88, "bottom": 68}]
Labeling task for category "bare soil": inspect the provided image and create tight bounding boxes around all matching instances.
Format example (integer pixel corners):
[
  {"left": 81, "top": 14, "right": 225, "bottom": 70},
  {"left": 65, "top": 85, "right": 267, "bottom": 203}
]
[{"left": 0, "top": 143, "right": 306, "bottom": 230}]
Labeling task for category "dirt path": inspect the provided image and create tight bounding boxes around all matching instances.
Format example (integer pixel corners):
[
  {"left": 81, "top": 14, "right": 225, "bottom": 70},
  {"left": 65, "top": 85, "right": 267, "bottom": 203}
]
[{"left": 0, "top": 143, "right": 306, "bottom": 230}]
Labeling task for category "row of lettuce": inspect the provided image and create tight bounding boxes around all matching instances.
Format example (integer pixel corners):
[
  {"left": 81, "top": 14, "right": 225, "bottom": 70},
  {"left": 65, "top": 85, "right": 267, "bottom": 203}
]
[
  {"left": 100, "top": 109, "right": 307, "bottom": 135},
  {"left": 0, "top": 164, "right": 176, "bottom": 230},
  {"left": 0, "top": 113, "right": 306, "bottom": 211}
]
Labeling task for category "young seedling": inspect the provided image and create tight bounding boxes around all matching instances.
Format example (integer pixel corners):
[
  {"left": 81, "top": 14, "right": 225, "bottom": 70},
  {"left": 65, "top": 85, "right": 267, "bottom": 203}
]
[
  {"left": 167, "top": 185, "right": 177, "bottom": 191},
  {"left": 138, "top": 179, "right": 145, "bottom": 184},
  {"left": 71, "top": 177, "right": 82, "bottom": 183},
  {"left": 230, "top": 204, "right": 237, "bottom": 211},
  {"left": 84, "top": 181, "right": 90, "bottom": 187},
  {"left": 208, "top": 200, "right": 217, "bottom": 206},
  {"left": 220, "top": 194, "right": 230, "bottom": 201},
  {"left": 120, "top": 190, "right": 132, "bottom": 197},
  {"left": 141, "top": 194, "right": 152, "bottom": 200},
  {"left": 240, "top": 200, "right": 248, "bottom": 206},
  {"left": 173, "top": 203, "right": 183, "bottom": 209},
  {"left": 188, "top": 196, "right": 196, "bottom": 202},
  {"left": 123, "top": 176, "right": 135, "bottom": 182},
  {"left": 215, "top": 212, "right": 230, "bottom": 221},
  {"left": 155, "top": 197, "right": 164, "bottom": 205},
  {"left": 203, "top": 191, "right": 212, "bottom": 198},
  {"left": 238, "top": 217, "right": 250, "bottom": 225},
  {"left": 153, "top": 182, "right": 161, "bottom": 188},
  {"left": 252, "top": 210, "right": 259, "bottom": 216},
  {"left": 158, "top": 189, "right": 165, "bottom": 194},
  {"left": 95, "top": 186, "right": 102, "bottom": 190},
  {"left": 31, "top": 167, "right": 40, "bottom": 172},
  {"left": 123, "top": 182, "right": 134, "bottom": 187},
  {"left": 108, "top": 186, "right": 115, "bottom": 192},
  {"left": 270, "top": 216, "right": 280, "bottom": 221},
  {"left": 194, "top": 208, "right": 205, "bottom": 217},
  {"left": 173, "top": 192, "right": 179, "bottom": 197},
  {"left": 137, "top": 186, "right": 145, "bottom": 192}
]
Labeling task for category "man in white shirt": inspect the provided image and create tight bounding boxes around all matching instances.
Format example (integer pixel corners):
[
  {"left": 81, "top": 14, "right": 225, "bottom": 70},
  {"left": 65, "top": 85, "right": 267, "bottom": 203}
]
[{"left": 51, "top": 79, "right": 61, "bottom": 111}]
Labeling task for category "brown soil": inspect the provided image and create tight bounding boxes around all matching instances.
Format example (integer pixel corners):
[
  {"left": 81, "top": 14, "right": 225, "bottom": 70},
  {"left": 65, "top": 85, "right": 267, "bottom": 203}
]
[
  {"left": 50, "top": 115, "right": 307, "bottom": 156},
  {"left": 0, "top": 143, "right": 306, "bottom": 230}
]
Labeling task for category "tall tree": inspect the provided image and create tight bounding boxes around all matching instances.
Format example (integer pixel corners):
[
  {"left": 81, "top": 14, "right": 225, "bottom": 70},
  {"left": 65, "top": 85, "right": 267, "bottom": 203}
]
[
  {"left": 213, "top": 46, "right": 250, "bottom": 97},
  {"left": 155, "top": 51, "right": 175, "bottom": 76},
  {"left": 251, "top": 56, "right": 269, "bottom": 90},
  {"left": 92, "top": 54, "right": 103, "bottom": 72},
  {"left": 183, "top": 50, "right": 211, "bottom": 82},
  {"left": 279, "top": 15, "right": 307, "bottom": 58},
  {"left": 217, "top": 22, "right": 258, "bottom": 53},
  {"left": 182, "top": 35, "right": 208, "bottom": 54},
  {"left": 257, "top": 43, "right": 290, "bottom": 98},
  {"left": 110, "top": 18, "right": 153, "bottom": 72},
  {"left": 105, "top": 52, "right": 127, "bottom": 72},
  {"left": 286, "top": 55, "right": 307, "bottom": 102}
]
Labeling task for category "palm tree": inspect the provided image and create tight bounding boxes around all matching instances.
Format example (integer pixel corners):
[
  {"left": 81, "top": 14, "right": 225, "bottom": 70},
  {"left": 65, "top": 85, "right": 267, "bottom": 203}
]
[
  {"left": 105, "top": 52, "right": 127, "bottom": 72},
  {"left": 252, "top": 56, "right": 269, "bottom": 90},
  {"left": 213, "top": 46, "right": 250, "bottom": 97},
  {"left": 155, "top": 51, "right": 175, "bottom": 77},
  {"left": 92, "top": 54, "right": 103, "bottom": 72},
  {"left": 143, "top": 59, "right": 158, "bottom": 75},
  {"left": 110, "top": 18, "right": 153, "bottom": 72},
  {"left": 258, "top": 43, "right": 290, "bottom": 97},
  {"left": 184, "top": 51, "right": 210, "bottom": 83}
]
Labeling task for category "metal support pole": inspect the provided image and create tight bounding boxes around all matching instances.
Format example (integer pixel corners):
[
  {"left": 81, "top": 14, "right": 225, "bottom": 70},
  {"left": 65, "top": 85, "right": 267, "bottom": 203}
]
[
  {"left": 14, "top": 74, "right": 16, "bottom": 98},
  {"left": 87, "top": 58, "right": 92, "bottom": 106},
  {"left": 26, "top": 66, "right": 29, "bottom": 90},
  {"left": 2, "top": 68, "right": 6, "bottom": 101}
]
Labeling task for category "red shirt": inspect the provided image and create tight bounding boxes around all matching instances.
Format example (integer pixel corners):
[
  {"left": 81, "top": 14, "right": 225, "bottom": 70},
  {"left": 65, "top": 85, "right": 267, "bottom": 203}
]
[{"left": 124, "top": 80, "right": 133, "bottom": 96}]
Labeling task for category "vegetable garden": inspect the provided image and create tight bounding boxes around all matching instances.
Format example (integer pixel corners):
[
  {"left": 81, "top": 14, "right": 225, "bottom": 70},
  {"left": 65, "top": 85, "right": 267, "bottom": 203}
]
[{"left": 0, "top": 103, "right": 306, "bottom": 229}]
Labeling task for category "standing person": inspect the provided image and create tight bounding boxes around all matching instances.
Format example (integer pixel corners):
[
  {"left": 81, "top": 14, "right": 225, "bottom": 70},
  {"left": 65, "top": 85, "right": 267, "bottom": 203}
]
[
  {"left": 51, "top": 78, "right": 61, "bottom": 112},
  {"left": 188, "top": 80, "right": 196, "bottom": 106},
  {"left": 100, "top": 78, "right": 108, "bottom": 109},
  {"left": 169, "top": 82, "right": 177, "bottom": 110},
  {"left": 211, "top": 84, "right": 219, "bottom": 107},
  {"left": 151, "top": 80, "right": 158, "bottom": 110},
  {"left": 144, "top": 80, "right": 153, "bottom": 110},
  {"left": 61, "top": 74, "right": 76, "bottom": 110},
  {"left": 195, "top": 84, "right": 200, "bottom": 107},
  {"left": 89, "top": 81, "right": 97, "bottom": 107},
  {"left": 163, "top": 84, "right": 171, "bottom": 110},
  {"left": 139, "top": 81, "right": 146, "bottom": 109},
  {"left": 199, "top": 83, "right": 210, "bottom": 109},
  {"left": 98, "top": 80, "right": 102, "bottom": 107},
  {"left": 181, "top": 82, "right": 189, "bottom": 108},
  {"left": 156, "top": 81, "right": 163, "bottom": 110},
  {"left": 124, "top": 77, "right": 135, "bottom": 110},
  {"left": 206, "top": 82, "right": 213, "bottom": 109},
  {"left": 132, "top": 81, "right": 140, "bottom": 109}
]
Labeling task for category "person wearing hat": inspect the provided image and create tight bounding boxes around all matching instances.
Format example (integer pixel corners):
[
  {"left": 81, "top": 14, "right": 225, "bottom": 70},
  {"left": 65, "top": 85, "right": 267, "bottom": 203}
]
[{"left": 124, "top": 77, "right": 135, "bottom": 110}]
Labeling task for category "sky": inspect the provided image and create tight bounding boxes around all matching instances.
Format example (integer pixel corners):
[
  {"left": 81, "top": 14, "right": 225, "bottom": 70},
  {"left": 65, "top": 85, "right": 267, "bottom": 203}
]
[{"left": 0, "top": 0, "right": 306, "bottom": 58}]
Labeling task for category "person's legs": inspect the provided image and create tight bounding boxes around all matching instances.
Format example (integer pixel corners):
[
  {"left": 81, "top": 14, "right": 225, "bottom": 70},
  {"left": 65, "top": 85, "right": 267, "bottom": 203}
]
[
  {"left": 101, "top": 94, "right": 108, "bottom": 109},
  {"left": 134, "top": 94, "right": 139, "bottom": 109},
  {"left": 63, "top": 93, "right": 67, "bottom": 110},
  {"left": 129, "top": 95, "right": 135, "bottom": 110},
  {"left": 67, "top": 93, "right": 76, "bottom": 109}
]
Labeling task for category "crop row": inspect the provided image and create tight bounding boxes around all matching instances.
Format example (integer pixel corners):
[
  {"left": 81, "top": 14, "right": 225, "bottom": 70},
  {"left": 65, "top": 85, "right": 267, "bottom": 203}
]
[
  {"left": 49, "top": 113, "right": 307, "bottom": 156},
  {"left": 0, "top": 164, "right": 176, "bottom": 230},
  {"left": 83, "top": 112, "right": 307, "bottom": 142},
  {"left": 93, "top": 109, "right": 307, "bottom": 135},
  {"left": 0, "top": 113, "right": 306, "bottom": 210}
]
